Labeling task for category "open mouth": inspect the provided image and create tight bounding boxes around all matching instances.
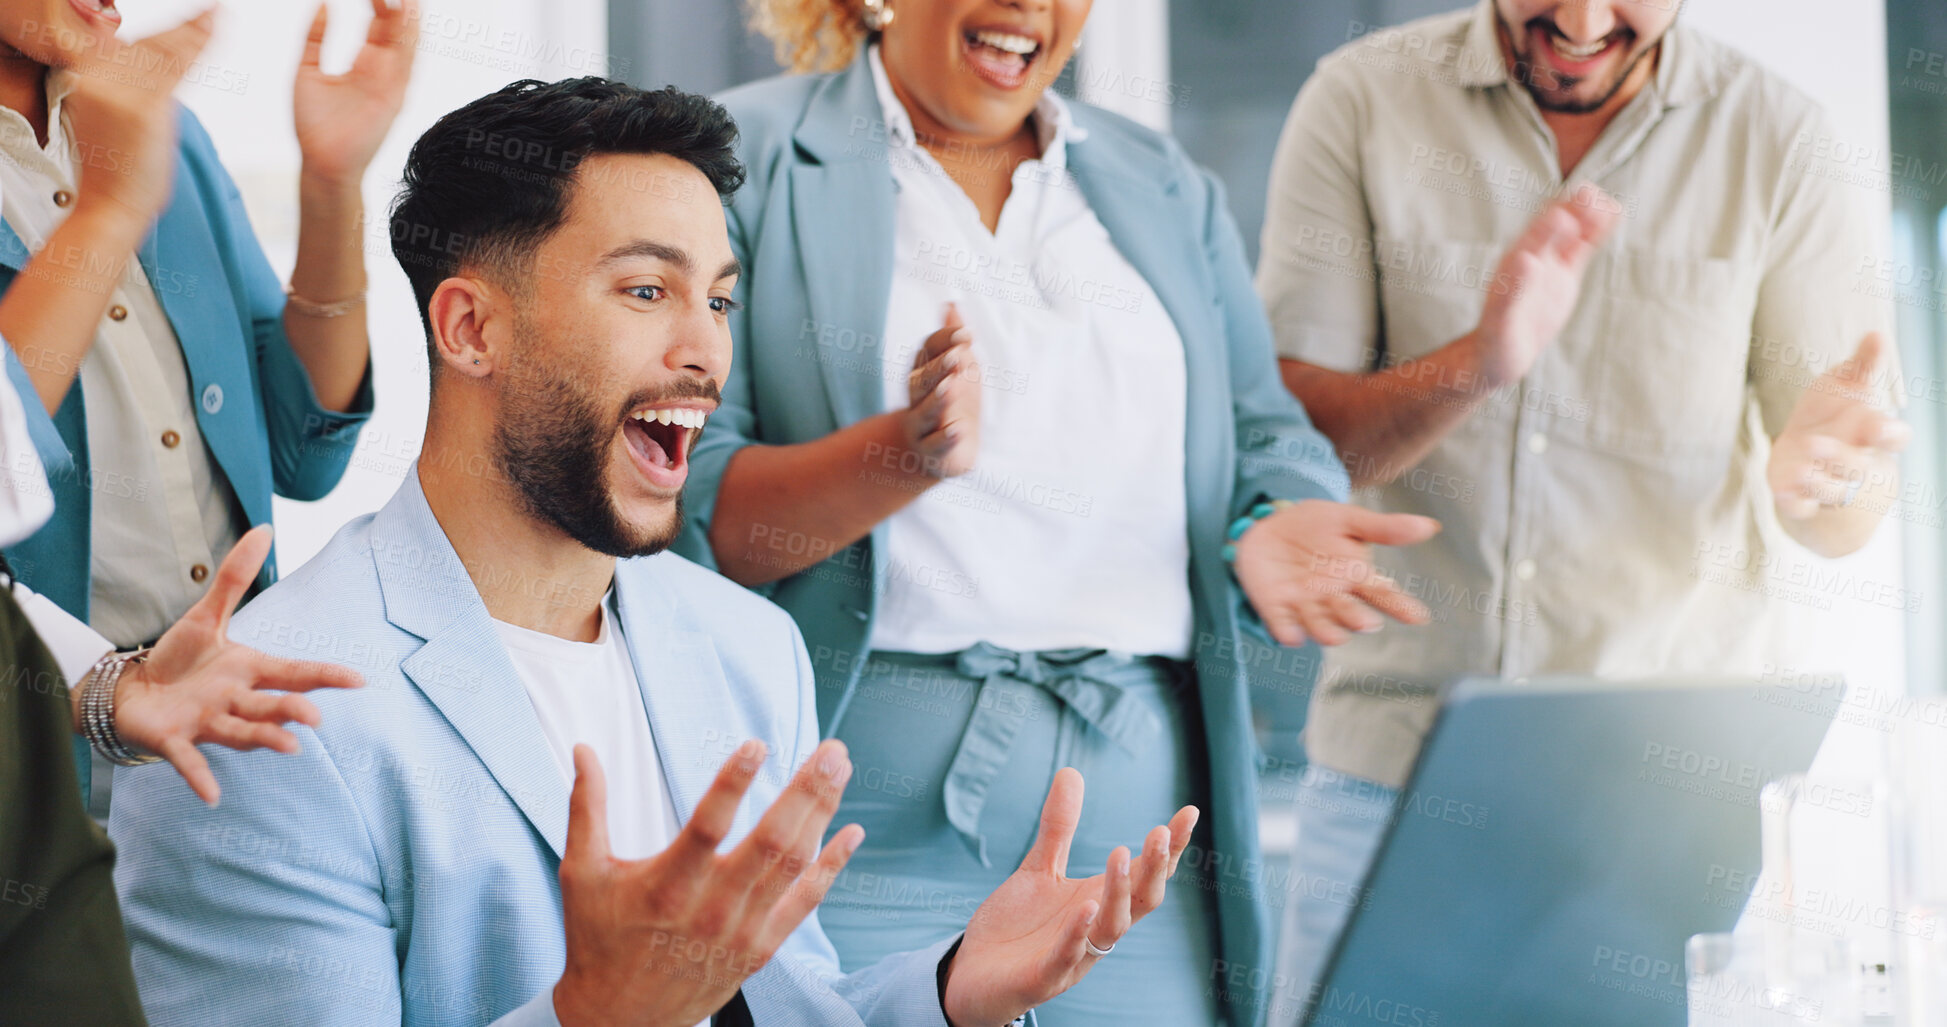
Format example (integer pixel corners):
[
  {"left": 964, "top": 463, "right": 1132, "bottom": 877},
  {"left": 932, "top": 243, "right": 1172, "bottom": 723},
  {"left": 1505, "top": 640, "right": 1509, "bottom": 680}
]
[
  {"left": 621, "top": 405, "right": 707, "bottom": 491},
  {"left": 960, "top": 26, "right": 1043, "bottom": 90},
  {"left": 1533, "top": 25, "right": 1627, "bottom": 75},
  {"left": 68, "top": 0, "right": 122, "bottom": 31}
]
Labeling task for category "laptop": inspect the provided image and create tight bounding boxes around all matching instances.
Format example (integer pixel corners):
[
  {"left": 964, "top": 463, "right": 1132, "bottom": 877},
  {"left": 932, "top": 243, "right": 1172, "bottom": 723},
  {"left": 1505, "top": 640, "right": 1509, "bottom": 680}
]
[{"left": 1298, "top": 676, "right": 1837, "bottom": 1027}]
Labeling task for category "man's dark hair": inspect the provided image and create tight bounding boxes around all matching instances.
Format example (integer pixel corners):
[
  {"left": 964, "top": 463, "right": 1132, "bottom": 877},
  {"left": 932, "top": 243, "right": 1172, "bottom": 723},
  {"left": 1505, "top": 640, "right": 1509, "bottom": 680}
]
[{"left": 388, "top": 77, "right": 744, "bottom": 354}]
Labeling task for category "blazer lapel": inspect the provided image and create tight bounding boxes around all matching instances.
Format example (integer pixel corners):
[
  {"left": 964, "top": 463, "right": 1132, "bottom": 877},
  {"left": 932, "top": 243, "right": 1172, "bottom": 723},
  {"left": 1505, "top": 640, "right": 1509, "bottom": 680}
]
[
  {"left": 144, "top": 142, "right": 268, "bottom": 526},
  {"left": 611, "top": 561, "right": 743, "bottom": 832},
  {"left": 375, "top": 471, "right": 573, "bottom": 858},
  {"left": 1065, "top": 128, "right": 1234, "bottom": 546},
  {"left": 788, "top": 57, "right": 897, "bottom": 430}
]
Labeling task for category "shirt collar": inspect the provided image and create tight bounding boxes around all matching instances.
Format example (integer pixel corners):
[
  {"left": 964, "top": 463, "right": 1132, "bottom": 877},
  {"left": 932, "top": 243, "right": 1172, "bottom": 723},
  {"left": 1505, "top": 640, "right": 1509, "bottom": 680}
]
[
  {"left": 0, "top": 67, "right": 76, "bottom": 167},
  {"left": 1454, "top": 0, "right": 1729, "bottom": 107},
  {"left": 866, "top": 43, "right": 1085, "bottom": 169},
  {"left": 44, "top": 67, "right": 74, "bottom": 120}
]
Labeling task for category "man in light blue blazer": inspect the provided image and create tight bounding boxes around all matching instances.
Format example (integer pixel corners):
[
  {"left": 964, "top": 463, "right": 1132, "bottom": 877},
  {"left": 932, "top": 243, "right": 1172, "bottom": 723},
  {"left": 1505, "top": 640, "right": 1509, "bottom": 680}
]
[{"left": 110, "top": 78, "right": 1194, "bottom": 1027}]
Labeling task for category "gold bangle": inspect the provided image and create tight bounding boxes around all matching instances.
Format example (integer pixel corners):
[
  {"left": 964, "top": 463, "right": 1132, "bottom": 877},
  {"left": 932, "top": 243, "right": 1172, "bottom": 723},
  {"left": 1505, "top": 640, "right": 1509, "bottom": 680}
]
[{"left": 285, "top": 285, "right": 365, "bottom": 319}]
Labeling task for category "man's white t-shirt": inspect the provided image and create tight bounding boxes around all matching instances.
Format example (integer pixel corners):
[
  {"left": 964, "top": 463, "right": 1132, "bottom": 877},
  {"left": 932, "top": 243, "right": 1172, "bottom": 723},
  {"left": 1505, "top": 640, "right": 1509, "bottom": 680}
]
[
  {"left": 493, "top": 597, "right": 707, "bottom": 1026},
  {"left": 492, "top": 597, "right": 681, "bottom": 861}
]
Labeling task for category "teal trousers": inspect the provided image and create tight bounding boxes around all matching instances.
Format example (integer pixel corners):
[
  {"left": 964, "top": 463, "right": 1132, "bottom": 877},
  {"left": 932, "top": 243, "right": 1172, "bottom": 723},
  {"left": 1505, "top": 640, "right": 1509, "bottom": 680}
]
[{"left": 819, "top": 645, "right": 1221, "bottom": 1025}]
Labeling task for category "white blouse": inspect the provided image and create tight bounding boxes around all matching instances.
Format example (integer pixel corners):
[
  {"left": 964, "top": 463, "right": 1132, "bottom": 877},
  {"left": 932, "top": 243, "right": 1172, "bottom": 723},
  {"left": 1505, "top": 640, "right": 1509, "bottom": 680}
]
[{"left": 865, "top": 47, "right": 1194, "bottom": 659}]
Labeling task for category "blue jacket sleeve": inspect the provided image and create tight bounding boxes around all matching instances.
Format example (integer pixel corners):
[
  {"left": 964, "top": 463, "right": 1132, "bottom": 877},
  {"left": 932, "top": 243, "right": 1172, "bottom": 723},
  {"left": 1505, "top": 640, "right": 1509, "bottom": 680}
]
[
  {"left": 1192, "top": 163, "right": 1347, "bottom": 683},
  {"left": 1197, "top": 166, "right": 1349, "bottom": 518},
  {"left": 108, "top": 724, "right": 557, "bottom": 1027},
  {"left": 108, "top": 729, "right": 406, "bottom": 1025},
  {"left": 178, "top": 109, "right": 373, "bottom": 502},
  {"left": 1, "top": 340, "right": 70, "bottom": 476}
]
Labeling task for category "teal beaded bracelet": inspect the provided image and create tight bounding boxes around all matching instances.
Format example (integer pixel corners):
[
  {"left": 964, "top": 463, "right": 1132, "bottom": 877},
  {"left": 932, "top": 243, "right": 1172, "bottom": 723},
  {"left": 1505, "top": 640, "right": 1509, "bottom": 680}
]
[{"left": 1221, "top": 499, "right": 1293, "bottom": 563}]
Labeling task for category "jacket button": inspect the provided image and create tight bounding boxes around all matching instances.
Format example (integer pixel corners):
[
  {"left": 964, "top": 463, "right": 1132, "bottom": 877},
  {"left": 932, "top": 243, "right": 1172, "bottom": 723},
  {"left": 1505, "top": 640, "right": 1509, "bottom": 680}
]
[
  {"left": 108, "top": 304, "right": 128, "bottom": 322},
  {"left": 52, "top": 189, "right": 71, "bottom": 208},
  {"left": 200, "top": 383, "right": 223, "bottom": 414},
  {"left": 189, "top": 564, "right": 209, "bottom": 583},
  {"left": 160, "top": 429, "right": 180, "bottom": 449}
]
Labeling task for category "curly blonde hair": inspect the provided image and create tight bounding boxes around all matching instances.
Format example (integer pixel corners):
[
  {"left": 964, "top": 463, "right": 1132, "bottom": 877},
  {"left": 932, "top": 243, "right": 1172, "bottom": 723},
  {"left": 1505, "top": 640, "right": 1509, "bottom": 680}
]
[{"left": 747, "top": 0, "right": 873, "bottom": 74}]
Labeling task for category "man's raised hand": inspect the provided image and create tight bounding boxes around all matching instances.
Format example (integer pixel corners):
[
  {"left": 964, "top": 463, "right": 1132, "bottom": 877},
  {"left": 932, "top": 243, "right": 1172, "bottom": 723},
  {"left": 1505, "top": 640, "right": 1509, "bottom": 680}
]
[
  {"left": 1769, "top": 331, "right": 1911, "bottom": 523},
  {"left": 552, "top": 739, "right": 863, "bottom": 1027},
  {"left": 1472, "top": 184, "right": 1619, "bottom": 388}
]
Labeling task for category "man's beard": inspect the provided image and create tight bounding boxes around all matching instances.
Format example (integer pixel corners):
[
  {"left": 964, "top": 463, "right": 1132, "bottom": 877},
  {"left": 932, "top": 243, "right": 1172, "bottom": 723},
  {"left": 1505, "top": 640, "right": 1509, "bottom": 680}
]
[
  {"left": 1503, "top": 18, "right": 1659, "bottom": 115},
  {"left": 491, "top": 343, "right": 684, "bottom": 560}
]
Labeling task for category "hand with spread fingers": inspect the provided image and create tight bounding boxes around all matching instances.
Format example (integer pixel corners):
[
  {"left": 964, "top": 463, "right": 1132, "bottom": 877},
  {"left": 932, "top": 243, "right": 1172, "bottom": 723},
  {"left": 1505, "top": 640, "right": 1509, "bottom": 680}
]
[
  {"left": 553, "top": 738, "right": 864, "bottom": 1027},
  {"left": 7, "top": 7, "right": 216, "bottom": 413},
  {"left": 904, "top": 302, "right": 982, "bottom": 479},
  {"left": 1768, "top": 331, "right": 1911, "bottom": 527},
  {"left": 293, "top": 0, "right": 420, "bottom": 188},
  {"left": 87, "top": 525, "right": 365, "bottom": 805},
  {"left": 940, "top": 768, "right": 1199, "bottom": 1027},
  {"left": 1232, "top": 499, "right": 1443, "bottom": 648},
  {"left": 1472, "top": 184, "right": 1620, "bottom": 389},
  {"left": 63, "top": 8, "right": 215, "bottom": 238}
]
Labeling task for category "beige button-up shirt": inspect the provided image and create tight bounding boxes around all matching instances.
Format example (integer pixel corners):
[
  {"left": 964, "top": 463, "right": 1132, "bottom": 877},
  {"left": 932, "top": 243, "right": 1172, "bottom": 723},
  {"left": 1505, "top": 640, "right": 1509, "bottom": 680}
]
[
  {"left": 0, "top": 70, "right": 245, "bottom": 649},
  {"left": 1258, "top": 1, "right": 1893, "bottom": 788}
]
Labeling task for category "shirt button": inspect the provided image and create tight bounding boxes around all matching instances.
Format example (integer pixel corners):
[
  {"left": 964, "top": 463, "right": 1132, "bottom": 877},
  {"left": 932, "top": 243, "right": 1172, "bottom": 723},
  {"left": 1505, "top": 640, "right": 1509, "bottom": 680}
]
[
  {"left": 1514, "top": 559, "right": 1538, "bottom": 582},
  {"left": 1527, "top": 433, "right": 1549, "bottom": 455},
  {"left": 52, "top": 189, "right": 71, "bottom": 208},
  {"left": 108, "top": 304, "right": 128, "bottom": 322},
  {"left": 200, "top": 383, "right": 224, "bottom": 414},
  {"left": 160, "top": 429, "right": 180, "bottom": 448},
  {"left": 189, "top": 564, "right": 210, "bottom": 583}
]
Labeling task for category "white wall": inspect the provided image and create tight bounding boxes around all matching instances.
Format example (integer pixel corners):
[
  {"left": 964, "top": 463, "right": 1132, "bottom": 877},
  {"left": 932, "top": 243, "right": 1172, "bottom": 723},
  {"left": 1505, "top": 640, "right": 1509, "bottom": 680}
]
[
  {"left": 1075, "top": 0, "right": 1173, "bottom": 131},
  {"left": 1678, "top": 3, "right": 1904, "bottom": 740},
  {"left": 1672, "top": 0, "right": 1910, "bottom": 974},
  {"left": 120, "top": 0, "right": 608, "bottom": 570}
]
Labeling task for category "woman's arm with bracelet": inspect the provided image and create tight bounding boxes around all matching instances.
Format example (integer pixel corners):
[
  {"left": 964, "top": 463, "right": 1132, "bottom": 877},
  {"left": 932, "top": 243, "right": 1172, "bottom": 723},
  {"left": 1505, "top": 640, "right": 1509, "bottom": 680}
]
[{"left": 280, "top": 0, "right": 419, "bottom": 413}]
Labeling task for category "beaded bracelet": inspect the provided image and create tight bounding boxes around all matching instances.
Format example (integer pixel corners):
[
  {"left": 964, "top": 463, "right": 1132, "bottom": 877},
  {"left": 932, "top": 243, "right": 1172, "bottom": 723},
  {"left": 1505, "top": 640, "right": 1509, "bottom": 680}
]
[
  {"left": 1220, "top": 499, "right": 1293, "bottom": 564},
  {"left": 78, "top": 648, "right": 161, "bottom": 766}
]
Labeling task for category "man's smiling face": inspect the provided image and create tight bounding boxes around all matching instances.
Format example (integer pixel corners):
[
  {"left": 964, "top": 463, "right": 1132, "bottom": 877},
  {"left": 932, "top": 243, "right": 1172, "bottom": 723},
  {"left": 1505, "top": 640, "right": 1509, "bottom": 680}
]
[
  {"left": 1496, "top": 0, "right": 1679, "bottom": 114},
  {"left": 490, "top": 152, "right": 739, "bottom": 558}
]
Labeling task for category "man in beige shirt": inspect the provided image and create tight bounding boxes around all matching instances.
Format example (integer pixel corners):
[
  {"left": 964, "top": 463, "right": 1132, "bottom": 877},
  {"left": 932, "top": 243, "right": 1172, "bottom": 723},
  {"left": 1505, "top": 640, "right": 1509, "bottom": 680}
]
[{"left": 1257, "top": 0, "right": 1908, "bottom": 1012}]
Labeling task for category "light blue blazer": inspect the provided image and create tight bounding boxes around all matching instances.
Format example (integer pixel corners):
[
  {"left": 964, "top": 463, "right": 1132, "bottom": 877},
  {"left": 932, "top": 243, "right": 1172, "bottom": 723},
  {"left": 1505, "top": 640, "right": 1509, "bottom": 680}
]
[
  {"left": 676, "top": 53, "right": 1352, "bottom": 1026},
  {"left": 108, "top": 469, "right": 955, "bottom": 1027},
  {"left": 0, "top": 105, "right": 373, "bottom": 620}
]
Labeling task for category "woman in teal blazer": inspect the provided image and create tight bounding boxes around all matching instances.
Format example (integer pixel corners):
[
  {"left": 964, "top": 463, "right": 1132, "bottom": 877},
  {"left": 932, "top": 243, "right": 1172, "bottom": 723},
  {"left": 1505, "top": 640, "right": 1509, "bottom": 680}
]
[
  {"left": 0, "top": 2, "right": 417, "bottom": 803},
  {"left": 0, "top": 2, "right": 418, "bottom": 628},
  {"left": 677, "top": 2, "right": 1437, "bottom": 1022}
]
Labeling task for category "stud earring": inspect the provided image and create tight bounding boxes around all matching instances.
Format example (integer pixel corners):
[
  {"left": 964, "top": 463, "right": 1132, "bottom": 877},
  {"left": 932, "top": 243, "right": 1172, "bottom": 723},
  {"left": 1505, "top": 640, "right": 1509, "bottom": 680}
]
[
  {"left": 862, "top": 0, "right": 893, "bottom": 32},
  {"left": 473, "top": 359, "right": 481, "bottom": 365}
]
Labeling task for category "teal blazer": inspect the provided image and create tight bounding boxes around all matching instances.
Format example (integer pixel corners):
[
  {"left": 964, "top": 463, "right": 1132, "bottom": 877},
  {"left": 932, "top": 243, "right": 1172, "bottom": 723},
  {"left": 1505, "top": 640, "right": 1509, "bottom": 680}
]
[
  {"left": 677, "top": 54, "right": 1350, "bottom": 1026},
  {"left": 1, "top": 105, "right": 373, "bottom": 621}
]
